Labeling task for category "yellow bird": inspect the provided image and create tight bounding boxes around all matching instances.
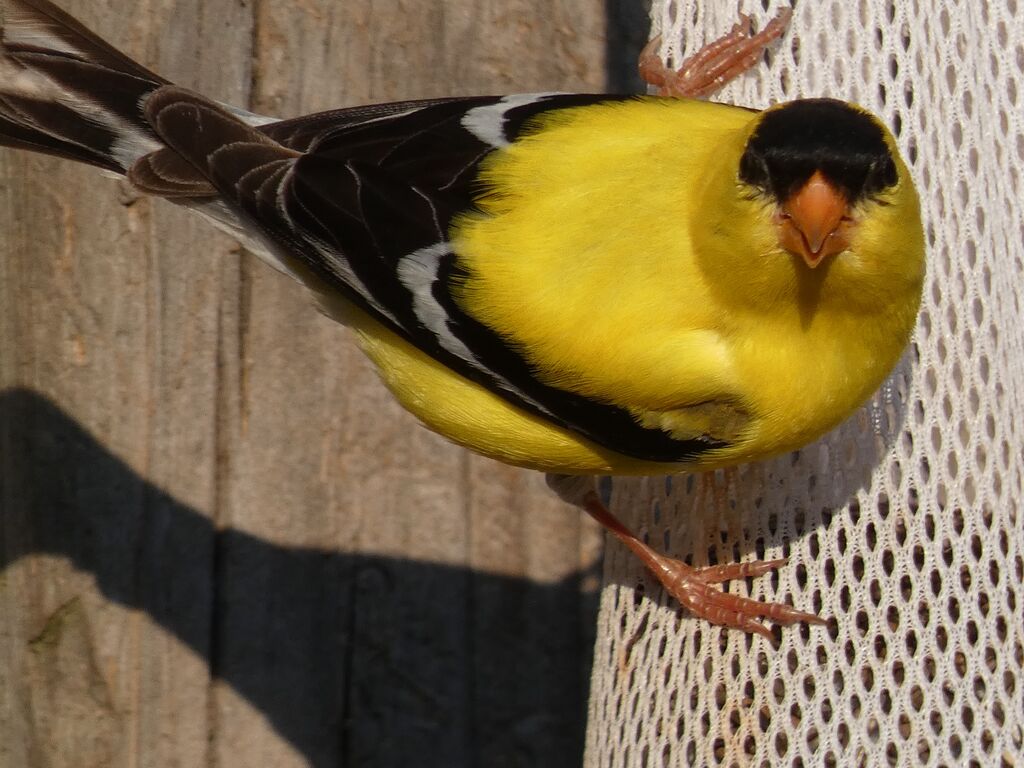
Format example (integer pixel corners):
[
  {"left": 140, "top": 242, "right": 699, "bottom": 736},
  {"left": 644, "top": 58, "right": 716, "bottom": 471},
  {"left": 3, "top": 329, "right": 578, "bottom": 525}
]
[{"left": 0, "top": 1, "right": 924, "bottom": 637}]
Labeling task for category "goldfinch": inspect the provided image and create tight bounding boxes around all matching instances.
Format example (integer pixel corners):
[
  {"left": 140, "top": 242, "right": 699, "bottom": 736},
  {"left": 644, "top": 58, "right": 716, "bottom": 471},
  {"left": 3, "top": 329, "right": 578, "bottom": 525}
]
[{"left": 0, "top": 1, "right": 925, "bottom": 636}]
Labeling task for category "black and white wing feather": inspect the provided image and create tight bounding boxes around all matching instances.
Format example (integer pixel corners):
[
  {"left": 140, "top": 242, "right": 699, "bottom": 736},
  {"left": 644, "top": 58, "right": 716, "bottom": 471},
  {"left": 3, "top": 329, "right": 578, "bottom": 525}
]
[{"left": 135, "top": 87, "right": 720, "bottom": 464}]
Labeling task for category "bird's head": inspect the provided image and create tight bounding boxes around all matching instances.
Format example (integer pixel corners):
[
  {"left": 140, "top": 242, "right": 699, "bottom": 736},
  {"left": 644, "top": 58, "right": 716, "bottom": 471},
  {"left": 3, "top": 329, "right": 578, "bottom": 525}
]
[
  {"left": 697, "top": 98, "right": 924, "bottom": 317},
  {"left": 740, "top": 98, "right": 901, "bottom": 270}
]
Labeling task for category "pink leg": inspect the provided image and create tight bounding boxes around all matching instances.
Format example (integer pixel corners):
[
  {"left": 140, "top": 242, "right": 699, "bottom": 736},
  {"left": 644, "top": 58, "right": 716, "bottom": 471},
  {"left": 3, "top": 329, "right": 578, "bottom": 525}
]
[
  {"left": 639, "top": 9, "right": 792, "bottom": 98},
  {"left": 581, "top": 489, "right": 826, "bottom": 640}
]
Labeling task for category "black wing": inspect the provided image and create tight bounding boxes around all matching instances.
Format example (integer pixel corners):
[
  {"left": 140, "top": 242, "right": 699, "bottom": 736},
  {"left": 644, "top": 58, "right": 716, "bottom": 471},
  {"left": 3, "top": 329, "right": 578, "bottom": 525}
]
[{"left": 135, "top": 86, "right": 724, "bottom": 464}]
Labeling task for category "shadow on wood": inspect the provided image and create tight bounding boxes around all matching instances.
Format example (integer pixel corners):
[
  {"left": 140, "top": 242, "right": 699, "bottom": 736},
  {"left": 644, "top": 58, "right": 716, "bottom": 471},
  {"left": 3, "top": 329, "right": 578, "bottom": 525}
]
[
  {"left": 604, "top": 0, "right": 651, "bottom": 93},
  {"left": 0, "top": 388, "right": 598, "bottom": 767}
]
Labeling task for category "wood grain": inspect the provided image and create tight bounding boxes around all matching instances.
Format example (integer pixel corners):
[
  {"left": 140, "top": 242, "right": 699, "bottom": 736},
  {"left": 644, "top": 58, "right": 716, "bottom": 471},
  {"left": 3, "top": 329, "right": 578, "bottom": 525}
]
[{"left": 0, "top": 1, "right": 644, "bottom": 765}]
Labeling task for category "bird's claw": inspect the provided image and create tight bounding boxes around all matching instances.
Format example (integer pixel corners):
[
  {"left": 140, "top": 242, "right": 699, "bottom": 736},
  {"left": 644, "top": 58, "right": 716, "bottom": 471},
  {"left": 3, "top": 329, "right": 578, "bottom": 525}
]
[
  {"left": 579, "top": 489, "right": 826, "bottom": 639},
  {"left": 639, "top": 8, "right": 792, "bottom": 98},
  {"left": 657, "top": 554, "right": 827, "bottom": 640}
]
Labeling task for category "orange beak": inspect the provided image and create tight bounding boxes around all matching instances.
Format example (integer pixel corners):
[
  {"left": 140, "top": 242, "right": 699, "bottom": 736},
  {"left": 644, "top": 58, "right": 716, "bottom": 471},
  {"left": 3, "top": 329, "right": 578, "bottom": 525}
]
[{"left": 776, "top": 170, "right": 853, "bottom": 268}]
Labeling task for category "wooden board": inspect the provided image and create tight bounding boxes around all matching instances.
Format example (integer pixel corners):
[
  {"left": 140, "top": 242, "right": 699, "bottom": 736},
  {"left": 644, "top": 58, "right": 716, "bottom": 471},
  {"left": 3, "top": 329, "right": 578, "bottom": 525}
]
[{"left": 0, "top": 1, "right": 648, "bottom": 764}]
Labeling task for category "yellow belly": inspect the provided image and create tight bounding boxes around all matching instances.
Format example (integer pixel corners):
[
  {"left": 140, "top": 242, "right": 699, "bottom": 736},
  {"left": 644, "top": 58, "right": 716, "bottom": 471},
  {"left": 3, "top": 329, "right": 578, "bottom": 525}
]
[{"left": 316, "top": 287, "right": 911, "bottom": 477}]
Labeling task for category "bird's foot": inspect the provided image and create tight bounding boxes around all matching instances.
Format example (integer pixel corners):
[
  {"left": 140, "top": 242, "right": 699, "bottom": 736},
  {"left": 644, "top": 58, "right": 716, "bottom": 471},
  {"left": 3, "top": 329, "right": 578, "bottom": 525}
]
[
  {"left": 639, "top": 8, "right": 792, "bottom": 98},
  {"left": 646, "top": 552, "right": 826, "bottom": 640},
  {"left": 579, "top": 488, "right": 826, "bottom": 640}
]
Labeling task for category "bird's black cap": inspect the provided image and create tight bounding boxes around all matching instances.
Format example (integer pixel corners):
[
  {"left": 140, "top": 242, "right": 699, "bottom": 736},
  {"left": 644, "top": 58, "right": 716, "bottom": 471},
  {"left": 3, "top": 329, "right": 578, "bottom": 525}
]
[{"left": 738, "top": 98, "right": 898, "bottom": 204}]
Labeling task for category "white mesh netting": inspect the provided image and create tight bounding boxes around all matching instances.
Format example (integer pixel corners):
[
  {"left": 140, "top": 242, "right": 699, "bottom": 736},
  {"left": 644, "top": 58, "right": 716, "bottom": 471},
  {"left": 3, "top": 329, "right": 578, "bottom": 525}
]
[{"left": 584, "top": 2, "right": 1024, "bottom": 766}]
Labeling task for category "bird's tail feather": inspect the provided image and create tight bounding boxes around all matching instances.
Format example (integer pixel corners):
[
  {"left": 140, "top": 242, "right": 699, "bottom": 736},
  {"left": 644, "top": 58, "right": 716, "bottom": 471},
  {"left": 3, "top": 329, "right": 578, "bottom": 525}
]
[{"left": 0, "top": 0, "right": 167, "bottom": 172}]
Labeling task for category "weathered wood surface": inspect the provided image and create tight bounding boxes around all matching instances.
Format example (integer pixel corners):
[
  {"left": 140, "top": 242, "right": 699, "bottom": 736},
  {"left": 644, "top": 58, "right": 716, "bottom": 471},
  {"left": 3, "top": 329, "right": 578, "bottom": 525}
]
[{"left": 0, "top": 2, "right": 647, "bottom": 766}]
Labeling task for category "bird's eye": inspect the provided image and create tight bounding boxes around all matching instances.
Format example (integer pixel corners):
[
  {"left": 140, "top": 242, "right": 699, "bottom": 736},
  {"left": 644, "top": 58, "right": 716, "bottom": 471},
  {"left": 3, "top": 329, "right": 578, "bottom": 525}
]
[{"left": 863, "top": 157, "right": 899, "bottom": 195}]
